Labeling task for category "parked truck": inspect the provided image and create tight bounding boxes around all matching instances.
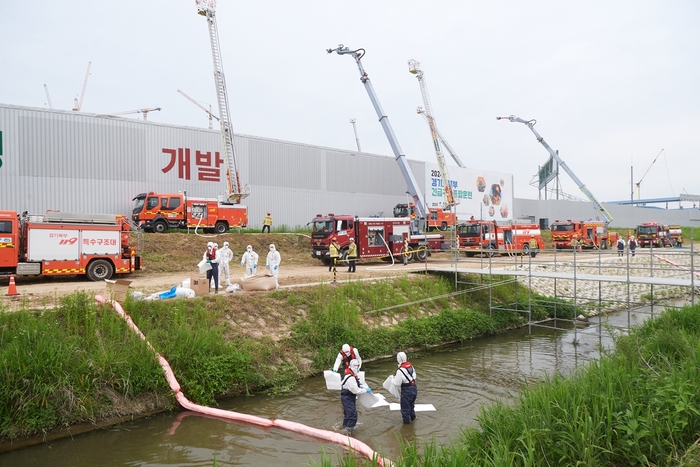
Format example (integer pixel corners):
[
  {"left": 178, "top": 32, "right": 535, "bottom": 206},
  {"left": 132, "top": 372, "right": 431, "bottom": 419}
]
[
  {"left": 0, "top": 210, "right": 142, "bottom": 281},
  {"left": 311, "top": 213, "right": 446, "bottom": 265},
  {"left": 457, "top": 220, "right": 544, "bottom": 257},
  {"left": 550, "top": 220, "right": 618, "bottom": 250},
  {"left": 393, "top": 203, "right": 457, "bottom": 231},
  {"left": 132, "top": 192, "right": 247, "bottom": 233},
  {"left": 635, "top": 222, "right": 683, "bottom": 247}
]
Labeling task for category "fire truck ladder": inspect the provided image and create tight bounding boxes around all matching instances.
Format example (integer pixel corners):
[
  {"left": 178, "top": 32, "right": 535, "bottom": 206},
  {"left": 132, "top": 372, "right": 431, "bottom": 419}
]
[{"left": 197, "top": 0, "right": 249, "bottom": 204}]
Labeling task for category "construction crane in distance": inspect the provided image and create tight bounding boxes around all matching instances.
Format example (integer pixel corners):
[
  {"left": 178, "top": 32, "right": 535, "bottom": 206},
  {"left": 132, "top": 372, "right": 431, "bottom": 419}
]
[
  {"left": 177, "top": 89, "right": 219, "bottom": 129},
  {"left": 633, "top": 148, "right": 664, "bottom": 200},
  {"left": 408, "top": 59, "right": 458, "bottom": 211},
  {"left": 43, "top": 84, "right": 53, "bottom": 109},
  {"left": 497, "top": 115, "right": 614, "bottom": 226},
  {"left": 72, "top": 61, "right": 92, "bottom": 112},
  {"left": 196, "top": 0, "right": 249, "bottom": 204},
  {"left": 110, "top": 107, "right": 162, "bottom": 121}
]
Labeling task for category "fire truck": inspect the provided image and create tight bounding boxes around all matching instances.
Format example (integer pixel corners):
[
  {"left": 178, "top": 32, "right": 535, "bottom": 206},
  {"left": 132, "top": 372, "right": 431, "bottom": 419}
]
[
  {"left": 0, "top": 210, "right": 142, "bottom": 281},
  {"left": 132, "top": 192, "right": 247, "bottom": 233},
  {"left": 393, "top": 203, "right": 457, "bottom": 231},
  {"left": 550, "top": 220, "right": 619, "bottom": 250},
  {"left": 635, "top": 222, "right": 683, "bottom": 247},
  {"left": 311, "top": 213, "right": 446, "bottom": 265},
  {"left": 457, "top": 220, "right": 544, "bottom": 257}
]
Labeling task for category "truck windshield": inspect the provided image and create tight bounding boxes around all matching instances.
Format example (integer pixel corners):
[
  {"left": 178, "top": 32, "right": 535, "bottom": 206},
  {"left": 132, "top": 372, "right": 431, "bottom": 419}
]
[
  {"left": 638, "top": 226, "right": 656, "bottom": 235},
  {"left": 393, "top": 206, "right": 409, "bottom": 217},
  {"left": 458, "top": 224, "right": 482, "bottom": 236},
  {"left": 133, "top": 198, "right": 145, "bottom": 213},
  {"left": 312, "top": 220, "right": 333, "bottom": 235},
  {"left": 551, "top": 224, "right": 574, "bottom": 232}
]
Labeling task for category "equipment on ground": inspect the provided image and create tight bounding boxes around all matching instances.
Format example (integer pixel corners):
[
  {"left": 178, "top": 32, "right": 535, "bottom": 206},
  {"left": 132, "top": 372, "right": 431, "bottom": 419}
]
[
  {"left": 132, "top": 192, "right": 247, "bottom": 234},
  {"left": 327, "top": 45, "right": 427, "bottom": 234},
  {"left": 550, "top": 220, "right": 618, "bottom": 250},
  {"left": 178, "top": 89, "right": 219, "bottom": 130},
  {"left": 635, "top": 222, "right": 682, "bottom": 248},
  {"left": 0, "top": 210, "right": 142, "bottom": 281},
  {"left": 497, "top": 115, "right": 614, "bottom": 226},
  {"left": 408, "top": 59, "right": 459, "bottom": 213},
  {"left": 457, "top": 220, "right": 543, "bottom": 257},
  {"left": 310, "top": 213, "right": 446, "bottom": 265},
  {"left": 196, "top": 0, "right": 249, "bottom": 204},
  {"left": 393, "top": 202, "right": 456, "bottom": 232}
]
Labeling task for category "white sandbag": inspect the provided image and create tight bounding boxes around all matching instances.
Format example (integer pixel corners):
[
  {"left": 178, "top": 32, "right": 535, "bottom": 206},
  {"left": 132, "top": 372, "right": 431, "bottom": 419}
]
[
  {"left": 324, "top": 370, "right": 366, "bottom": 390},
  {"left": 198, "top": 259, "right": 212, "bottom": 274},
  {"left": 226, "top": 283, "right": 240, "bottom": 293},
  {"left": 383, "top": 375, "right": 400, "bottom": 399},
  {"left": 240, "top": 273, "right": 277, "bottom": 291},
  {"left": 371, "top": 394, "right": 390, "bottom": 408},
  {"left": 131, "top": 291, "right": 146, "bottom": 301},
  {"left": 357, "top": 392, "right": 382, "bottom": 409},
  {"left": 388, "top": 403, "right": 436, "bottom": 412},
  {"left": 175, "top": 287, "right": 195, "bottom": 299},
  {"left": 181, "top": 278, "right": 191, "bottom": 288}
]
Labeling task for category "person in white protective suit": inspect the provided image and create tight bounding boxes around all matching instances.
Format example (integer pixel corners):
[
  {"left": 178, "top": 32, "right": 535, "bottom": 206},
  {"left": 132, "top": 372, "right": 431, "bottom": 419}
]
[
  {"left": 240, "top": 244, "right": 259, "bottom": 277},
  {"left": 219, "top": 241, "right": 234, "bottom": 286},
  {"left": 332, "top": 343, "right": 362, "bottom": 374},
  {"left": 266, "top": 243, "right": 281, "bottom": 287}
]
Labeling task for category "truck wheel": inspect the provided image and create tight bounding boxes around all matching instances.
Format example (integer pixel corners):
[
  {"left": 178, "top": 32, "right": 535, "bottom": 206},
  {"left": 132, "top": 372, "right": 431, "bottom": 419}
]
[
  {"left": 154, "top": 220, "right": 168, "bottom": 233},
  {"left": 438, "top": 222, "right": 448, "bottom": 231},
  {"left": 321, "top": 257, "right": 331, "bottom": 266},
  {"left": 599, "top": 240, "right": 608, "bottom": 250},
  {"left": 87, "top": 259, "right": 114, "bottom": 281},
  {"left": 486, "top": 244, "right": 496, "bottom": 258},
  {"left": 465, "top": 252, "right": 475, "bottom": 258},
  {"left": 215, "top": 221, "right": 228, "bottom": 234},
  {"left": 522, "top": 244, "right": 530, "bottom": 256},
  {"left": 414, "top": 247, "right": 428, "bottom": 262}
]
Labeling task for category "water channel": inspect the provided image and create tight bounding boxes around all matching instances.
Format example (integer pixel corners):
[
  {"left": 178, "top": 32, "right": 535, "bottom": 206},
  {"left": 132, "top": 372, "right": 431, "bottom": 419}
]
[{"left": 1, "top": 309, "right": 655, "bottom": 466}]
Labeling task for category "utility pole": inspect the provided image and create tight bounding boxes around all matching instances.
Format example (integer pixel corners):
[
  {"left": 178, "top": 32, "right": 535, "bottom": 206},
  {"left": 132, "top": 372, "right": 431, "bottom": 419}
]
[{"left": 349, "top": 118, "right": 361, "bottom": 152}]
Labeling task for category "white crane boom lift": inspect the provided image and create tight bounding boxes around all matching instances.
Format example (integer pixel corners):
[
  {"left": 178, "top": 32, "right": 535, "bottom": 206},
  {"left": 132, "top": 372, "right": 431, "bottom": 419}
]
[
  {"left": 633, "top": 148, "right": 664, "bottom": 200},
  {"left": 72, "top": 61, "right": 91, "bottom": 112},
  {"left": 408, "top": 59, "right": 458, "bottom": 210},
  {"left": 177, "top": 89, "right": 219, "bottom": 130},
  {"left": 196, "top": 0, "right": 249, "bottom": 204},
  {"left": 498, "top": 115, "right": 614, "bottom": 226},
  {"left": 110, "top": 107, "right": 161, "bottom": 120},
  {"left": 416, "top": 108, "right": 465, "bottom": 168}
]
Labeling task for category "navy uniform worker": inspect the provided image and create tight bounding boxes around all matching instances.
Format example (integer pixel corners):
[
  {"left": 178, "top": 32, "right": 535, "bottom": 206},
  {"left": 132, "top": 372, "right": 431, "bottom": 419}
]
[
  {"left": 393, "top": 351, "right": 417, "bottom": 424},
  {"left": 333, "top": 343, "right": 362, "bottom": 374},
  {"left": 340, "top": 359, "right": 371, "bottom": 436}
]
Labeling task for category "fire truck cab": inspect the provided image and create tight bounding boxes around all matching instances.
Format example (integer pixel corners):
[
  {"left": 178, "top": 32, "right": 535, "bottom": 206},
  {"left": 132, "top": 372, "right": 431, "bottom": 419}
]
[
  {"left": 393, "top": 203, "right": 456, "bottom": 231},
  {"left": 0, "top": 210, "right": 142, "bottom": 281},
  {"left": 458, "top": 220, "right": 543, "bottom": 257},
  {"left": 636, "top": 222, "right": 682, "bottom": 247},
  {"left": 550, "top": 220, "right": 618, "bottom": 250},
  {"left": 132, "top": 192, "right": 247, "bottom": 234}
]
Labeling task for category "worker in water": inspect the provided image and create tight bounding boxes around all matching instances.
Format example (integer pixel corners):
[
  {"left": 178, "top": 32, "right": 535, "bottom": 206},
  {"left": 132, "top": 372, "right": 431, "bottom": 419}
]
[
  {"left": 219, "top": 241, "right": 233, "bottom": 286},
  {"left": 240, "top": 244, "right": 259, "bottom": 276},
  {"left": 262, "top": 212, "right": 273, "bottom": 234},
  {"left": 528, "top": 235, "right": 538, "bottom": 257},
  {"left": 617, "top": 237, "right": 625, "bottom": 257},
  {"left": 393, "top": 351, "right": 417, "bottom": 424},
  {"left": 333, "top": 343, "right": 362, "bottom": 374},
  {"left": 329, "top": 237, "right": 340, "bottom": 272},
  {"left": 401, "top": 235, "right": 410, "bottom": 266},
  {"left": 340, "top": 359, "right": 371, "bottom": 436},
  {"left": 266, "top": 243, "right": 281, "bottom": 287},
  {"left": 203, "top": 242, "right": 220, "bottom": 294},
  {"left": 347, "top": 237, "right": 357, "bottom": 273}
]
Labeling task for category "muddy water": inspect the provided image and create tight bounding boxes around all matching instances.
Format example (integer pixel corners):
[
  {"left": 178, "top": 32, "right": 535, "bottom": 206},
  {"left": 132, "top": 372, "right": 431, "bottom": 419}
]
[{"left": 1, "top": 310, "right": 650, "bottom": 466}]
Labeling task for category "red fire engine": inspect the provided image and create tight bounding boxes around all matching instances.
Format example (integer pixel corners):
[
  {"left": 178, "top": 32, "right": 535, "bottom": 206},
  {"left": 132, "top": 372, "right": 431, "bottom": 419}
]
[
  {"left": 0, "top": 210, "right": 142, "bottom": 281},
  {"left": 393, "top": 203, "right": 457, "bottom": 231},
  {"left": 550, "top": 220, "right": 619, "bottom": 250},
  {"left": 311, "top": 213, "right": 446, "bottom": 265},
  {"left": 132, "top": 192, "right": 247, "bottom": 233},
  {"left": 458, "top": 220, "right": 543, "bottom": 257},
  {"left": 635, "top": 222, "right": 683, "bottom": 247}
]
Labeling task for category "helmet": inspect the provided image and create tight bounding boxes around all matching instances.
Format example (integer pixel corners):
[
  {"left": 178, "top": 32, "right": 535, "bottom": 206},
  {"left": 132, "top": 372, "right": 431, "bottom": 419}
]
[
  {"left": 223, "top": 241, "right": 229, "bottom": 247},
  {"left": 269, "top": 244, "right": 275, "bottom": 250},
  {"left": 530, "top": 235, "right": 534, "bottom": 238},
  {"left": 342, "top": 344, "right": 351, "bottom": 355},
  {"left": 349, "top": 359, "right": 360, "bottom": 373},
  {"left": 349, "top": 237, "right": 354, "bottom": 241},
  {"left": 207, "top": 242, "right": 214, "bottom": 248},
  {"left": 246, "top": 245, "right": 252, "bottom": 252},
  {"left": 397, "top": 352, "right": 407, "bottom": 364},
  {"left": 267, "top": 212, "right": 271, "bottom": 215},
  {"left": 214, "top": 243, "right": 218, "bottom": 248}
]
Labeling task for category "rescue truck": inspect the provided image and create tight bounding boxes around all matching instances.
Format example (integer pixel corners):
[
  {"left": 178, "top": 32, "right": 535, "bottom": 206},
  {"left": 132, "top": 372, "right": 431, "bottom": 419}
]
[
  {"left": 635, "top": 222, "right": 683, "bottom": 247},
  {"left": 132, "top": 192, "right": 247, "bottom": 233},
  {"left": 457, "top": 220, "right": 544, "bottom": 257},
  {"left": 550, "top": 220, "right": 619, "bottom": 250},
  {"left": 0, "top": 210, "right": 142, "bottom": 281},
  {"left": 393, "top": 203, "right": 457, "bottom": 231},
  {"left": 311, "top": 213, "right": 446, "bottom": 265}
]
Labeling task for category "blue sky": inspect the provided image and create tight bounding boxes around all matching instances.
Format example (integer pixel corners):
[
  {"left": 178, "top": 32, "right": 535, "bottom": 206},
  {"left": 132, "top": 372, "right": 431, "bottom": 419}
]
[{"left": 1, "top": 0, "right": 698, "bottom": 203}]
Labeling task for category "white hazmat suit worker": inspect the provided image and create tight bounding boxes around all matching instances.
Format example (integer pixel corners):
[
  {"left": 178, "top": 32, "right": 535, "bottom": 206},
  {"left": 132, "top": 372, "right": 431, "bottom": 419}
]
[
  {"left": 240, "top": 244, "right": 259, "bottom": 277},
  {"left": 266, "top": 243, "right": 281, "bottom": 287},
  {"left": 219, "top": 241, "right": 233, "bottom": 286}
]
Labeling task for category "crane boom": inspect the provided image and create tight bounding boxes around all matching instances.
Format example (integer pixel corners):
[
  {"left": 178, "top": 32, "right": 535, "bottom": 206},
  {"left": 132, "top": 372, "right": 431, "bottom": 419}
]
[
  {"left": 177, "top": 89, "right": 219, "bottom": 130},
  {"left": 408, "top": 59, "right": 457, "bottom": 209},
  {"left": 417, "top": 109, "right": 465, "bottom": 168},
  {"left": 72, "top": 61, "right": 91, "bottom": 112},
  {"left": 634, "top": 148, "right": 664, "bottom": 200},
  {"left": 43, "top": 84, "right": 53, "bottom": 109},
  {"left": 196, "top": 0, "right": 248, "bottom": 204},
  {"left": 497, "top": 115, "right": 614, "bottom": 226},
  {"left": 327, "top": 45, "right": 427, "bottom": 229},
  {"left": 110, "top": 107, "right": 161, "bottom": 121}
]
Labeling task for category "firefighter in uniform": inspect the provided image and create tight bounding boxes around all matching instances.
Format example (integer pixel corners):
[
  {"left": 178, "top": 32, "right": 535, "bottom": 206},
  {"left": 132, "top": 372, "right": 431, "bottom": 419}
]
[
  {"left": 329, "top": 237, "right": 340, "bottom": 272},
  {"left": 393, "top": 352, "right": 417, "bottom": 424},
  {"left": 528, "top": 235, "right": 538, "bottom": 257},
  {"left": 347, "top": 237, "right": 357, "bottom": 273},
  {"left": 262, "top": 212, "right": 273, "bottom": 234}
]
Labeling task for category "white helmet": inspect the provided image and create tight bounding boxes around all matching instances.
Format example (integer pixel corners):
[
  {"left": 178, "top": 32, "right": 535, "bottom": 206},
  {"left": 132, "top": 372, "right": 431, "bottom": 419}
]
[
  {"left": 223, "top": 241, "right": 229, "bottom": 247},
  {"left": 397, "top": 352, "right": 407, "bottom": 364},
  {"left": 349, "top": 359, "right": 360, "bottom": 373},
  {"left": 342, "top": 344, "right": 351, "bottom": 356},
  {"left": 207, "top": 242, "right": 214, "bottom": 248},
  {"left": 246, "top": 245, "right": 253, "bottom": 252},
  {"left": 214, "top": 243, "right": 219, "bottom": 248},
  {"left": 269, "top": 244, "right": 276, "bottom": 251}
]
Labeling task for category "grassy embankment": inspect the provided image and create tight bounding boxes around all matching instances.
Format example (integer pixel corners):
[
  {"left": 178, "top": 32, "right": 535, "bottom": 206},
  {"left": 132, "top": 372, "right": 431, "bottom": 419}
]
[
  {"left": 0, "top": 272, "right": 573, "bottom": 442},
  {"left": 319, "top": 302, "right": 700, "bottom": 467}
]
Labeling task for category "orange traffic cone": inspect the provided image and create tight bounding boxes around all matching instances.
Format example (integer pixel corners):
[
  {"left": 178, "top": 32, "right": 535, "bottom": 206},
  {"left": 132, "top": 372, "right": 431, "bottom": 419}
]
[{"left": 5, "top": 274, "right": 20, "bottom": 296}]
